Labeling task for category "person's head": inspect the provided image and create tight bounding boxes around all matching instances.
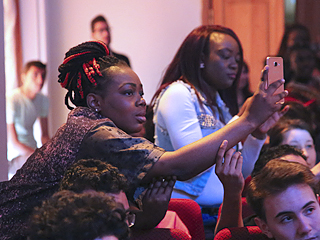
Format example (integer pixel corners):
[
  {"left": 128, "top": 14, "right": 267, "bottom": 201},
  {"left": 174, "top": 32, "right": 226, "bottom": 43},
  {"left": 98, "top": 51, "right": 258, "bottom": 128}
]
[
  {"left": 252, "top": 144, "right": 308, "bottom": 177},
  {"left": 28, "top": 190, "right": 130, "bottom": 240},
  {"left": 268, "top": 119, "right": 316, "bottom": 168},
  {"left": 288, "top": 45, "right": 316, "bottom": 82},
  {"left": 60, "top": 159, "right": 129, "bottom": 211},
  {"left": 58, "top": 41, "right": 146, "bottom": 135},
  {"left": 21, "top": 61, "right": 46, "bottom": 98},
  {"left": 278, "top": 23, "right": 311, "bottom": 57},
  {"left": 247, "top": 159, "right": 320, "bottom": 240},
  {"left": 152, "top": 25, "right": 243, "bottom": 116},
  {"left": 91, "top": 15, "right": 110, "bottom": 46}
]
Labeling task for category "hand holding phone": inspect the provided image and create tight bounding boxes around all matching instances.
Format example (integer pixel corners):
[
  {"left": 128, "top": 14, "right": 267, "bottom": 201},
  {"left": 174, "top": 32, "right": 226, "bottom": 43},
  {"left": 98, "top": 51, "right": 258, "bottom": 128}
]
[{"left": 266, "top": 56, "right": 285, "bottom": 103}]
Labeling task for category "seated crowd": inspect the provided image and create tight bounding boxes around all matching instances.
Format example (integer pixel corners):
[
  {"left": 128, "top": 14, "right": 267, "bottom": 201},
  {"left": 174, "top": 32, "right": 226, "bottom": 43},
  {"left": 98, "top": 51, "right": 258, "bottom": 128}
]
[{"left": 3, "top": 22, "right": 320, "bottom": 240}]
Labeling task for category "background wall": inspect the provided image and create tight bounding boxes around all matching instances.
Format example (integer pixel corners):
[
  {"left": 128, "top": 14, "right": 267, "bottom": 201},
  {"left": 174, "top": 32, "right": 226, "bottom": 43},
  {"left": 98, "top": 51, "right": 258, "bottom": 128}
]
[{"left": 44, "top": 0, "right": 202, "bottom": 135}]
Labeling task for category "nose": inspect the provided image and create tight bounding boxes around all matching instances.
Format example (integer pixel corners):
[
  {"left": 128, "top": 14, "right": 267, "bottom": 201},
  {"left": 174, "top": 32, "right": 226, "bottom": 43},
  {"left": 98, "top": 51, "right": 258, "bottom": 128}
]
[
  {"left": 297, "top": 216, "right": 312, "bottom": 236},
  {"left": 136, "top": 96, "right": 146, "bottom": 107},
  {"left": 302, "top": 148, "right": 309, "bottom": 159},
  {"left": 229, "top": 56, "right": 238, "bottom": 71}
]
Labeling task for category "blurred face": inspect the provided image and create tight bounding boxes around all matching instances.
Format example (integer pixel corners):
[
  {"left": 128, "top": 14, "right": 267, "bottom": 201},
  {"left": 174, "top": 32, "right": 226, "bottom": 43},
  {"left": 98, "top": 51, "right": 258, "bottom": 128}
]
[
  {"left": 238, "top": 66, "right": 249, "bottom": 89},
  {"left": 281, "top": 129, "right": 316, "bottom": 168},
  {"left": 98, "top": 66, "right": 146, "bottom": 135},
  {"left": 256, "top": 184, "right": 320, "bottom": 240},
  {"left": 287, "top": 30, "right": 309, "bottom": 48},
  {"left": 202, "top": 32, "right": 240, "bottom": 90},
  {"left": 22, "top": 66, "right": 46, "bottom": 98},
  {"left": 92, "top": 21, "right": 110, "bottom": 45},
  {"left": 290, "top": 49, "right": 315, "bottom": 80}
]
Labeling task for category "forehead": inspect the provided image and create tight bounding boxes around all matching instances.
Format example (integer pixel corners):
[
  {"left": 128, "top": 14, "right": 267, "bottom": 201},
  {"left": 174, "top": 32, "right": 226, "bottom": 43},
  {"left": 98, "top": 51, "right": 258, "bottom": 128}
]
[
  {"left": 282, "top": 129, "right": 312, "bottom": 142},
  {"left": 109, "top": 191, "right": 129, "bottom": 210},
  {"left": 107, "top": 66, "right": 142, "bottom": 87},
  {"left": 209, "top": 32, "right": 239, "bottom": 50},
  {"left": 264, "top": 184, "right": 317, "bottom": 220},
  {"left": 94, "top": 21, "right": 109, "bottom": 30},
  {"left": 26, "top": 66, "right": 45, "bottom": 74}
]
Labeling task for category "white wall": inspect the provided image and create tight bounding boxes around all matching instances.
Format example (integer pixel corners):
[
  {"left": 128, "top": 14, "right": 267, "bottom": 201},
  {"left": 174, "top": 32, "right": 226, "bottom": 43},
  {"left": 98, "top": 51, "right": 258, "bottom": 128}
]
[
  {"left": 0, "top": 0, "right": 8, "bottom": 181},
  {"left": 43, "top": 0, "right": 202, "bottom": 134}
]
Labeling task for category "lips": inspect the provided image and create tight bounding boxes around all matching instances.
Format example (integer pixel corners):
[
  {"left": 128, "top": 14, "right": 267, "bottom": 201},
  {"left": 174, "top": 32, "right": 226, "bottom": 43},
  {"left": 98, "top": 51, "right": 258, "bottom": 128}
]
[
  {"left": 136, "top": 112, "right": 146, "bottom": 123},
  {"left": 227, "top": 73, "right": 236, "bottom": 80}
]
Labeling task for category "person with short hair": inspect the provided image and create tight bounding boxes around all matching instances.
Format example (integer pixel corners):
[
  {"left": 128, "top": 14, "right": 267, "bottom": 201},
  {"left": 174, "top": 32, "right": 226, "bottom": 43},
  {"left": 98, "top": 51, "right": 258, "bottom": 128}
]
[
  {"left": 6, "top": 60, "right": 49, "bottom": 179},
  {"left": 91, "top": 15, "right": 130, "bottom": 67},
  {"left": 28, "top": 190, "right": 130, "bottom": 240},
  {"left": 247, "top": 159, "right": 320, "bottom": 240}
]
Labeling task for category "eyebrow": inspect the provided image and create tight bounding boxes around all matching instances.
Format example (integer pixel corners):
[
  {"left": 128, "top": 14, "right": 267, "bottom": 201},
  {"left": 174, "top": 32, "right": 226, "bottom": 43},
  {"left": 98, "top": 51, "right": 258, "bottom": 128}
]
[
  {"left": 118, "top": 83, "right": 143, "bottom": 89},
  {"left": 275, "top": 201, "right": 316, "bottom": 218}
]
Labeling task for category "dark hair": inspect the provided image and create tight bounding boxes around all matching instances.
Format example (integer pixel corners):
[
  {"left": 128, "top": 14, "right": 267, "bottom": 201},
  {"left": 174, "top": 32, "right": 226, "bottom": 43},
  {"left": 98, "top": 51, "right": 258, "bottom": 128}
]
[
  {"left": 60, "top": 159, "right": 128, "bottom": 193},
  {"left": 58, "top": 41, "right": 128, "bottom": 110},
  {"left": 247, "top": 159, "right": 319, "bottom": 221},
  {"left": 252, "top": 144, "right": 307, "bottom": 177},
  {"left": 91, "top": 15, "right": 108, "bottom": 33},
  {"left": 268, "top": 118, "right": 314, "bottom": 148},
  {"left": 150, "top": 25, "right": 243, "bottom": 118},
  {"left": 23, "top": 61, "right": 46, "bottom": 74},
  {"left": 28, "top": 190, "right": 130, "bottom": 240},
  {"left": 277, "top": 23, "right": 311, "bottom": 58}
]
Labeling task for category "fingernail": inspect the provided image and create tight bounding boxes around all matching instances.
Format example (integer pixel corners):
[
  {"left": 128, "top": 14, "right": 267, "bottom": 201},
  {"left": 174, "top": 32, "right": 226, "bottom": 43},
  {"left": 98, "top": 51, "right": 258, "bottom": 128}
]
[
  {"left": 223, "top": 140, "right": 228, "bottom": 145},
  {"left": 281, "top": 79, "right": 285, "bottom": 83}
]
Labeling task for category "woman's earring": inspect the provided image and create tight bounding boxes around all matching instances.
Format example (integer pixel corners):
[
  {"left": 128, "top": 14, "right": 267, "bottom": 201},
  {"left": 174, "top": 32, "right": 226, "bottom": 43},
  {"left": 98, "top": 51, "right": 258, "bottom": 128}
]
[
  {"left": 200, "top": 62, "right": 205, "bottom": 69},
  {"left": 95, "top": 108, "right": 99, "bottom": 112}
]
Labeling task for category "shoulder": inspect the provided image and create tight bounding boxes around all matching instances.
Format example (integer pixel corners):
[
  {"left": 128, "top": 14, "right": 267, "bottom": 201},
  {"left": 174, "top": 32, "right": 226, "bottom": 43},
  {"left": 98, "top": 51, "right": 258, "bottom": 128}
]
[{"left": 161, "top": 81, "right": 194, "bottom": 98}]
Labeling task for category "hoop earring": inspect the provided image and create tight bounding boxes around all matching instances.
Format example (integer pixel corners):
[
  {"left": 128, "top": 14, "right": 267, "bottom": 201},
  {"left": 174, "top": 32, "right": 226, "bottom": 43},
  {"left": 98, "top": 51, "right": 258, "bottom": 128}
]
[{"left": 200, "top": 62, "right": 205, "bottom": 69}]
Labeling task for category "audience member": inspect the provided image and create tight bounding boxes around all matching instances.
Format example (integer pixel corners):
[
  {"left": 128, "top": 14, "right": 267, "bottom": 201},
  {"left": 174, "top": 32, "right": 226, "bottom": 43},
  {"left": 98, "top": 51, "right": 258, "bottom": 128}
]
[
  {"left": 252, "top": 144, "right": 308, "bottom": 178},
  {"left": 91, "top": 15, "right": 130, "bottom": 66},
  {"left": 247, "top": 159, "right": 320, "bottom": 240},
  {"left": 277, "top": 23, "right": 311, "bottom": 84},
  {"left": 0, "top": 41, "right": 286, "bottom": 239},
  {"left": 287, "top": 45, "right": 320, "bottom": 91},
  {"left": 151, "top": 25, "right": 284, "bottom": 209},
  {"left": 28, "top": 190, "right": 130, "bottom": 240},
  {"left": 268, "top": 119, "right": 317, "bottom": 168},
  {"left": 60, "top": 159, "right": 178, "bottom": 230},
  {"left": 237, "top": 61, "right": 253, "bottom": 109},
  {"left": 6, "top": 60, "right": 49, "bottom": 179}
]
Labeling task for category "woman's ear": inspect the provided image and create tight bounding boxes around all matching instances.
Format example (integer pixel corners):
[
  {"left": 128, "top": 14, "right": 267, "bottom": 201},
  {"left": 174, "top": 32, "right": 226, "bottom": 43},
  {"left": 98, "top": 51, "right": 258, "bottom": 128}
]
[{"left": 87, "top": 93, "right": 102, "bottom": 112}]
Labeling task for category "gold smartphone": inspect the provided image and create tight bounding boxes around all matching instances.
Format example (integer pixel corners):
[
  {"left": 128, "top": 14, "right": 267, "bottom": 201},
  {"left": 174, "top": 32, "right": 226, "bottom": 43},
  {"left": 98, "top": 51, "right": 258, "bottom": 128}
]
[{"left": 266, "top": 56, "right": 285, "bottom": 103}]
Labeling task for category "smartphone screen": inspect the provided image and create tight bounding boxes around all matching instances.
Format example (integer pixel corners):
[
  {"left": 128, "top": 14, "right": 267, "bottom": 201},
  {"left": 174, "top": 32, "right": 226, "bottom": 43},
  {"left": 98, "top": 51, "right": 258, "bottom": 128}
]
[{"left": 266, "top": 56, "right": 284, "bottom": 103}]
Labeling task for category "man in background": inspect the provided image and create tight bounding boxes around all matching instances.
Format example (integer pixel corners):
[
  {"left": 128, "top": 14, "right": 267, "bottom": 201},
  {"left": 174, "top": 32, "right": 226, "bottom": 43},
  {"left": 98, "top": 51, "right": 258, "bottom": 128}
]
[
  {"left": 6, "top": 60, "right": 49, "bottom": 179},
  {"left": 91, "top": 15, "right": 131, "bottom": 67}
]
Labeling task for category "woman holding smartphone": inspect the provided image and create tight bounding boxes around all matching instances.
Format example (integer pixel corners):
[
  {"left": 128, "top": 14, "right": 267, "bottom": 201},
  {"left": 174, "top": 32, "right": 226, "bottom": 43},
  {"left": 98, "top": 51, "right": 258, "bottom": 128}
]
[{"left": 151, "top": 25, "right": 284, "bottom": 207}]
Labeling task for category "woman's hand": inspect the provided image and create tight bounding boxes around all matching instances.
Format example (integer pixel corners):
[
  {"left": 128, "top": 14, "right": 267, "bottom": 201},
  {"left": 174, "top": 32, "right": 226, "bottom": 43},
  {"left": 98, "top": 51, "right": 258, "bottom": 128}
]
[
  {"left": 215, "top": 140, "right": 244, "bottom": 196},
  {"left": 241, "top": 66, "right": 288, "bottom": 129}
]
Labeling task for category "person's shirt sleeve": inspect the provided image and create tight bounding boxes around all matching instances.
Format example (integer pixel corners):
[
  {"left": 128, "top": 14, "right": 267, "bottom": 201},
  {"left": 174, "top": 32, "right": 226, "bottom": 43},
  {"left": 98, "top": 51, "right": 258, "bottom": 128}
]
[
  {"left": 77, "top": 123, "right": 165, "bottom": 184},
  {"left": 156, "top": 83, "right": 202, "bottom": 150},
  {"left": 227, "top": 115, "right": 266, "bottom": 179}
]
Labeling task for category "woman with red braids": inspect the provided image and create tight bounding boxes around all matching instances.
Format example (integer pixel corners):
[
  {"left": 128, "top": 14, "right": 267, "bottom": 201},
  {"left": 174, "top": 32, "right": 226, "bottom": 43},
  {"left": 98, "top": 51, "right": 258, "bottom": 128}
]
[{"left": 0, "top": 40, "right": 286, "bottom": 239}]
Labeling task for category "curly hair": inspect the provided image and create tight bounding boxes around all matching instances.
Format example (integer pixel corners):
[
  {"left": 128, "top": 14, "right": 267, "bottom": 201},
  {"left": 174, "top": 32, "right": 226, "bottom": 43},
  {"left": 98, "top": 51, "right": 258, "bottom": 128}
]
[
  {"left": 28, "top": 190, "right": 130, "bottom": 240},
  {"left": 58, "top": 41, "right": 128, "bottom": 110},
  {"left": 60, "top": 159, "right": 128, "bottom": 194}
]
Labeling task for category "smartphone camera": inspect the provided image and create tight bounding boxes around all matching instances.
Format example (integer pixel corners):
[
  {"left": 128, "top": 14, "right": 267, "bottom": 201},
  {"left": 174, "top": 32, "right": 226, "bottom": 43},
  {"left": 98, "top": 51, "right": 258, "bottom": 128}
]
[{"left": 274, "top": 61, "right": 279, "bottom": 67}]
